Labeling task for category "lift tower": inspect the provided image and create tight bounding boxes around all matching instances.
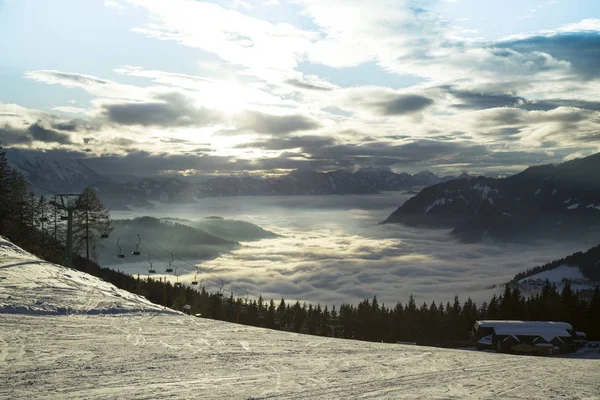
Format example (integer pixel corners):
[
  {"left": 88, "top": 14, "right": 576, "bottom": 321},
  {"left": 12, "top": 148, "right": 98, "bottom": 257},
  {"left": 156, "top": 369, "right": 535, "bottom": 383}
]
[{"left": 49, "top": 194, "right": 82, "bottom": 268}]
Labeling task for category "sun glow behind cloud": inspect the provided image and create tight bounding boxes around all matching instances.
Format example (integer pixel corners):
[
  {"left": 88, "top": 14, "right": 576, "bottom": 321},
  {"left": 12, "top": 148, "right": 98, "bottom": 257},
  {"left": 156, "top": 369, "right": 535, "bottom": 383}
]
[{"left": 0, "top": 0, "right": 599, "bottom": 177}]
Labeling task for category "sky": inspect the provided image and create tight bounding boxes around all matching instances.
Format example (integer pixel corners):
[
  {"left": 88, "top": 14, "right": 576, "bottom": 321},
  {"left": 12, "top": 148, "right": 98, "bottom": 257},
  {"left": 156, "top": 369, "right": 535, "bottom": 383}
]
[{"left": 1, "top": 0, "right": 600, "bottom": 178}]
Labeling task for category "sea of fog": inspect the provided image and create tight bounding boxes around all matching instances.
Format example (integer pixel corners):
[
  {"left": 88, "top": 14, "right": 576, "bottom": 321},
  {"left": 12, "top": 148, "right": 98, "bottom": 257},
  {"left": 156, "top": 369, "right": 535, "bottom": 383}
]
[{"left": 105, "top": 193, "right": 599, "bottom": 308}]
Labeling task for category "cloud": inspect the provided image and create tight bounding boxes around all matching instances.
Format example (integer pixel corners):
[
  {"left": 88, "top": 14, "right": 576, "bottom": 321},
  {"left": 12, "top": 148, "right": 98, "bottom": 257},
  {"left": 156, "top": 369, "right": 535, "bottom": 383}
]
[
  {"left": 284, "top": 78, "right": 335, "bottom": 91},
  {"left": 0, "top": 122, "right": 73, "bottom": 145},
  {"left": 100, "top": 195, "right": 600, "bottom": 306},
  {"left": 235, "top": 135, "right": 336, "bottom": 151},
  {"left": 234, "top": 110, "right": 320, "bottom": 134},
  {"left": 498, "top": 32, "right": 600, "bottom": 80},
  {"left": 443, "top": 86, "right": 525, "bottom": 110},
  {"left": 373, "top": 94, "right": 434, "bottom": 116},
  {"left": 101, "top": 92, "right": 222, "bottom": 127}
]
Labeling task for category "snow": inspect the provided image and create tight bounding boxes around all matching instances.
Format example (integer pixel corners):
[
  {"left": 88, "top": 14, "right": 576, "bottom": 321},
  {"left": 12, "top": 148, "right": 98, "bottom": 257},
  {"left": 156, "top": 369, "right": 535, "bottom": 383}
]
[
  {"left": 563, "top": 199, "right": 572, "bottom": 204},
  {"left": 519, "top": 265, "right": 587, "bottom": 284},
  {"left": 492, "top": 327, "right": 571, "bottom": 342},
  {"left": 567, "top": 203, "right": 579, "bottom": 210},
  {"left": 586, "top": 204, "right": 600, "bottom": 210},
  {"left": 0, "top": 237, "right": 173, "bottom": 315},
  {"left": 424, "top": 197, "right": 447, "bottom": 213},
  {"left": 2, "top": 239, "right": 600, "bottom": 399},
  {"left": 476, "top": 320, "right": 573, "bottom": 330}
]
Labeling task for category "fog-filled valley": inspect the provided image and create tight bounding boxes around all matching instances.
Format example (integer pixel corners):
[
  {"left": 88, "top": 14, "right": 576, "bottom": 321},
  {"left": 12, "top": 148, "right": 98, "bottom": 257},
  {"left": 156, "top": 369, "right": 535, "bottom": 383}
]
[{"left": 99, "top": 193, "right": 600, "bottom": 307}]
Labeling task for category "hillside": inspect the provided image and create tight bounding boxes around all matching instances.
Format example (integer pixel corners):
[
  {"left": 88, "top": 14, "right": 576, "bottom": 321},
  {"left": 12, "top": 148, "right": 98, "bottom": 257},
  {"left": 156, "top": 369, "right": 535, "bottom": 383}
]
[
  {"left": 0, "top": 236, "right": 174, "bottom": 315},
  {"left": 1, "top": 239, "right": 599, "bottom": 399},
  {"left": 103, "top": 217, "right": 241, "bottom": 263},
  {"left": 382, "top": 153, "right": 600, "bottom": 242},
  {"left": 513, "top": 244, "right": 600, "bottom": 284}
]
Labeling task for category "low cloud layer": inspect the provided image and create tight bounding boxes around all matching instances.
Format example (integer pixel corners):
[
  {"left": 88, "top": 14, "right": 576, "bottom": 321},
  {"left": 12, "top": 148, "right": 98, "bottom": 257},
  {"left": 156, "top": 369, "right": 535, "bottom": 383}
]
[{"left": 103, "top": 195, "right": 600, "bottom": 306}]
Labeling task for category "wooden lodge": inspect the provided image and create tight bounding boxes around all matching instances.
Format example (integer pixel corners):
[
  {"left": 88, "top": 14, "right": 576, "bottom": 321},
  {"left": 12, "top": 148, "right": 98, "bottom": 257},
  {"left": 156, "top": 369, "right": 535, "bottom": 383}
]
[{"left": 471, "top": 320, "right": 585, "bottom": 355}]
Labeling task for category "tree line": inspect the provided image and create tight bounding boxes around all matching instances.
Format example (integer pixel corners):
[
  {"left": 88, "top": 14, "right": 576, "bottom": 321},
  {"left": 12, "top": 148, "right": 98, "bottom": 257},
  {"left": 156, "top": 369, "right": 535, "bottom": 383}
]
[
  {"left": 2, "top": 144, "right": 599, "bottom": 344},
  {"left": 0, "top": 145, "right": 110, "bottom": 267}
]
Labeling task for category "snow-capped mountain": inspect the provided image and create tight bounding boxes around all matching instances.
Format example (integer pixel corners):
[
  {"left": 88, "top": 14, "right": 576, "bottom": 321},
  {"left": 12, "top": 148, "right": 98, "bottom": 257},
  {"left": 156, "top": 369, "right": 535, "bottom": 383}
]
[
  {"left": 382, "top": 153, "right": 600, "bottom": 242},
  {"left": 6, "top": 148, "right": 104, "bottom": 193},
  {"left": 4, "top": 149, "right": 473, "bottom": 209}
]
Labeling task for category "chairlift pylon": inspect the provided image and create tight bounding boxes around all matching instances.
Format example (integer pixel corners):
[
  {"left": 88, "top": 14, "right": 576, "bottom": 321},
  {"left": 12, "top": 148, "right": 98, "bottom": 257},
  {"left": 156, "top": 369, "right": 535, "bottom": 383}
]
[
  {"left": 166, "top": 253, "right": 174, "bottom": 273},
  {"left": 132, "top": 234, "right": 141, "bottom": 256},
  {"left": 174, "top": 266, "right": 181, "bottom": 287},
  {"left": 148, "top": 253, "right": 156, "bottom": 274},
  {"left": 116, "top": 237, "right": 125, "bottom": 259}
]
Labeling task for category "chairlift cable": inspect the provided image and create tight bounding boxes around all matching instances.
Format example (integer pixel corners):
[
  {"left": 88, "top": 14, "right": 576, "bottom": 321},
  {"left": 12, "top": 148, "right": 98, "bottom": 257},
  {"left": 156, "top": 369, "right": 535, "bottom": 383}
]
[{"left": 138, "top": 235, "right": 260, "bottom": 299}]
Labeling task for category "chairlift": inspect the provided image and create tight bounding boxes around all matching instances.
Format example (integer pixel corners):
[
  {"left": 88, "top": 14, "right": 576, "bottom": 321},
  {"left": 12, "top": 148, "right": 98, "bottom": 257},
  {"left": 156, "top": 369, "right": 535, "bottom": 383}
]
[
  {"left": 166, "top": 253, "right": 174, "bottom": 273},
  {"left": 39, "top": 217, "right": 49, "bottom": 223},
  {"left": 148, "top": 253, "right": 156, "bottom": 274},
  {"left": 191, "top": 269, "right": 199, "bottom": 285},
  {"left": 60, "top": 212, "right": 69, "bottom": 222},
  {"left": 217, "top": 279, "right": 224, "bottom": 297},
  {"left": 100, "top": 231, "right": 109, "bottom": 239},
  {"left": 132, "top": 234, "right": 141, "bottom": 256},
  {"left": 116, "top": 237, "right": 125, "bottom": 259}
]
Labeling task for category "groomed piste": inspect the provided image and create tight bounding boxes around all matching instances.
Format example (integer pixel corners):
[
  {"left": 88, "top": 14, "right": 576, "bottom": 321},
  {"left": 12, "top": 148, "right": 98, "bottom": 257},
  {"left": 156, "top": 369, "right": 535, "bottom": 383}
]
[{"left": 1, "top": 238, "right": 599, "bottom": 399}]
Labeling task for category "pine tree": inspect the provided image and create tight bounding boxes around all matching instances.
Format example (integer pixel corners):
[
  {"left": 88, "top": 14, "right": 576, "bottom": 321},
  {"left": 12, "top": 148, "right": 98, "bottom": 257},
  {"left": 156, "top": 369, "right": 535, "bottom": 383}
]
[{"left": 73, "top": 187, "right": 111, "bottom": 263}]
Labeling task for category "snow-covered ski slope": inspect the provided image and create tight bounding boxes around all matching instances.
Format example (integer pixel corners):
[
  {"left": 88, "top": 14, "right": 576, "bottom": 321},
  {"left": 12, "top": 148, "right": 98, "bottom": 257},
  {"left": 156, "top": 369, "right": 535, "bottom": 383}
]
[{"left": 1, "top": 238, "right": 600, "bottom": 399}]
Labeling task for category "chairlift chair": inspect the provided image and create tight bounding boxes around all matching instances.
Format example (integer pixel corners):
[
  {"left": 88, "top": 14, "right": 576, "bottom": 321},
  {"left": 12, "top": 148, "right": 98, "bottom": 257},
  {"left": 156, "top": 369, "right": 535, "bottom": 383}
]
[
  {"left": 116, "top": 237, "right": 125, "bottom": 259},
  {"left": 166, "top": 253, "right": 174, "bottom": 273},
  {"left": 132, "top": 234, "right": 141, "bottom": 256},
  {"left": 60, "top": 213, "right": 69, "bottom": 221},
  {"left": 100, "top": 232, "right": 109, "bottom": 239},
  {"left": 191, "top": 270, "right": 199, "bottom": 285},
  {"left": 39, "top": 217, "right": 49, "bottom": 223},
  {"left": 148, "top": 253, "right": 156, "bottom": 274}
]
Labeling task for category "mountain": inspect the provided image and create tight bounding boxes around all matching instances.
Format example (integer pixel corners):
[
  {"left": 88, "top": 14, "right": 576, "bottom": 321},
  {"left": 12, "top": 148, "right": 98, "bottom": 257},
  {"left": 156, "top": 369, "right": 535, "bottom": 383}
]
[
  {"left": 183, "top": 217, "right": 278, "bottom": 242},
  {"left": 4, "top": 150, "right": 473, "bottom": 209},
  {"left": 513, "top": 244, "right": 600, "bottom": 284},
  {"left": 101, "top": 216, "right": 240, "bottom": 266},
  {"left": 94, "top": 169, "right": 472, "bottom": 209},
  {"left": 6, "top": 148, "right": 103, "bottom": 193},
  {"left": 382, "top": 153, "right": 600, "bottom": 242}
]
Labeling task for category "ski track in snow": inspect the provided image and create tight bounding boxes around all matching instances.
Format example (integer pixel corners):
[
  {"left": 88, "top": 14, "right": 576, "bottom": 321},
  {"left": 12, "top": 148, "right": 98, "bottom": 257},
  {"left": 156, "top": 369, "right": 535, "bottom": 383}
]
[{"left": 1, "top": 238, "right": 600, "bottom": 399}]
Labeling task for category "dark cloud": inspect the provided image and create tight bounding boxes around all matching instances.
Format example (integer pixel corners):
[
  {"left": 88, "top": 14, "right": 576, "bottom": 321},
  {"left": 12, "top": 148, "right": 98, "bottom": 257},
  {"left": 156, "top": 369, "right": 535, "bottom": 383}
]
[
  {"left": 498, "top": 32, "right": 600, "bottom": 80},
  {"left": 27, "top": 122, "right": 72, "bottom": 144},
  {"left": 102, "top": 92, "right": 221, "bottom": 127},
  {"left": 50, "top": 119, "right": 95, "bottom": 132},
  {"left": 285, "top": 79, "right": 333, "bottom": 91},
  {"left": 373, "top": 94, "right": 434, "bottom": 116},
  {"left": 497, "top": 32, "right": 600, "bottom": 80},
  {"left": 0, "top": 122, "right": 72, "bottom": 145},
  {"left": 0, "top": 124, "right": 33, "bottom": 145},
  {"left": 235, "top": 111, "right": 320, "bottom": 135},
  {"left": 443, "top": 86, "right": 525, "bottom": 110},
  {"left": 234, "top": 135, "right": 336, "bottom": 151}
]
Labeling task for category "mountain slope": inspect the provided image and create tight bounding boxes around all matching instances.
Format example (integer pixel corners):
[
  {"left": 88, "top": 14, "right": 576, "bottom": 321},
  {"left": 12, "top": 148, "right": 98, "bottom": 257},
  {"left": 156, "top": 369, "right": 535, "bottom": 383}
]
[
  {"left": 102, "top": 217, "right": 241, "bottom": 266},
  {"left": 383, "top": 153, "right": 600, "bottom": 242},
  {"left": 1, "top": 237, "right": 599, "bottom": 398},
  {"left": 6, "top": 148, "right": 103, "bottom": 193},
  {"left": 513, "top": 243, "right": 600, "bottom": 283},
  {"left": 0, "top": 236, "right": 174, "bottom": 315}
]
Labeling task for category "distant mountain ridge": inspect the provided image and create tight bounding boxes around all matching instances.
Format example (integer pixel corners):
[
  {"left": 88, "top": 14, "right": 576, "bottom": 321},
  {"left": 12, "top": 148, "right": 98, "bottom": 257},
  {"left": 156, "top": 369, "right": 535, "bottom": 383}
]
[
  {"left": 6, "top": 148, "right": 103, "bottom": 193},
  {"left": 5, "top": 149, "right": 470, "bottom": 209},
  {"left": 383, "top": 153, "right": 600, "bottom": 242}
]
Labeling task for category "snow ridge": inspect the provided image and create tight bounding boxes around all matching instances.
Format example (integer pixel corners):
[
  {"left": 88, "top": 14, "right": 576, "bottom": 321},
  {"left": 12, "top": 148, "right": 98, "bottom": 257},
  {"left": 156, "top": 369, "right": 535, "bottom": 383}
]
[{"left": 0, "top": 237, "right": 176, "bottom": 316}]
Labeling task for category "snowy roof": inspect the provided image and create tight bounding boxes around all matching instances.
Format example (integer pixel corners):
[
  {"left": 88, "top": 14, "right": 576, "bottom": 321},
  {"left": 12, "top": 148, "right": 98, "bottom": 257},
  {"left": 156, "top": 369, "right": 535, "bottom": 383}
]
[
  {"left": 493, "top": 327, "right": 571, "bottom": 342},
  {"left": 475, "top": 320, "right": 572, "bottom": 330}
]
